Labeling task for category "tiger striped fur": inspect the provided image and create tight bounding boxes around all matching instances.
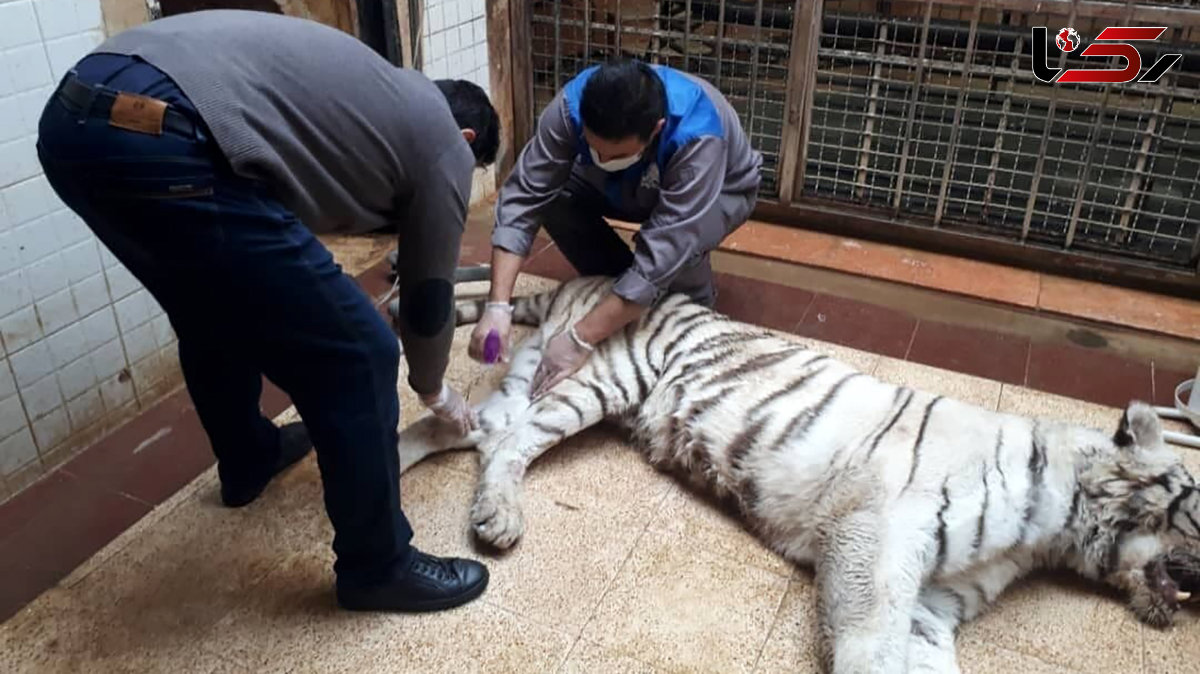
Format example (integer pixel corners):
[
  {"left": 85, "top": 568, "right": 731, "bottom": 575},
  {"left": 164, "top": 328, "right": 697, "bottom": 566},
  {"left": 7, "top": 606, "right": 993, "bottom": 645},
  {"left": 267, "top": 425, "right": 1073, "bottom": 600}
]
[{"left": 397, "top": 276, "right": 1200, "bottom": 674}]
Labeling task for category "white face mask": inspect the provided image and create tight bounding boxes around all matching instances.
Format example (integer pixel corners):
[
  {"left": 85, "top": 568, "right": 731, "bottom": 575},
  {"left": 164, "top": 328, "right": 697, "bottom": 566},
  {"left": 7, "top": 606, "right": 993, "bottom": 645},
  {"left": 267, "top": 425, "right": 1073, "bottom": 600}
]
[{"left": 589, "top": 145, "right": 642, "bottom": 173}]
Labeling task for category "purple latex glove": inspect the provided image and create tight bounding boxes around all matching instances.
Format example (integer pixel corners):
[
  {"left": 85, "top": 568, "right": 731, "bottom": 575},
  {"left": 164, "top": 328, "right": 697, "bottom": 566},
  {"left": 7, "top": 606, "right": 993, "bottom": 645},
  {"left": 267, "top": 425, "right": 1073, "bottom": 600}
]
[
  {"left": 469, "top": 303, "right": 513, "bottom": 364},
  {"left": 483, "top": 329, "right": 502, "bottom": 364}
]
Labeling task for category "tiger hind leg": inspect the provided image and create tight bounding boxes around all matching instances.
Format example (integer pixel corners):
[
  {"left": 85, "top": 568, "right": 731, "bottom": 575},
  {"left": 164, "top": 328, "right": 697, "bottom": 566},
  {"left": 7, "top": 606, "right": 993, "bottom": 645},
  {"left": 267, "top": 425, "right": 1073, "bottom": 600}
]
[
  {"left": 397, "top": 415, "right": 481, "bottom": 474},
  {"left": 470, "top": 380, "right": 607, "bottom": 549}
]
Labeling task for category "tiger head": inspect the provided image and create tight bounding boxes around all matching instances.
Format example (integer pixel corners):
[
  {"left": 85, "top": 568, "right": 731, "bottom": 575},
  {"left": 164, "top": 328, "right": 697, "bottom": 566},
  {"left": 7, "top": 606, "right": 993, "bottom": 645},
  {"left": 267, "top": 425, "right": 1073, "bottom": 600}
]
[{"left": 1070, "top": 401, "right": 1200, "bottom": 628}]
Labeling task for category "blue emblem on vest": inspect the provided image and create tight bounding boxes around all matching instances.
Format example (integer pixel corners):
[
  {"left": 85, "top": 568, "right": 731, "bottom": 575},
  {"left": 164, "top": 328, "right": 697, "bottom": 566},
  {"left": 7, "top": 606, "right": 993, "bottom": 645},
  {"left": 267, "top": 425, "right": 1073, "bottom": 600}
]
[{"left": 563, "top": 64, "right": 725, "bottom": 208}]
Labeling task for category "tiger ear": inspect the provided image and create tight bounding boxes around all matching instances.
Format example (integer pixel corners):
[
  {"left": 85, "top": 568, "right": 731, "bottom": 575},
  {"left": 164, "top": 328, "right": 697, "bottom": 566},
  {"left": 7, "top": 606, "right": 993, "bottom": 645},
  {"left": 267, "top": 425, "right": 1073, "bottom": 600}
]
[{"left": 1114, "top": 401, "right": 1164, "bottom": 452}]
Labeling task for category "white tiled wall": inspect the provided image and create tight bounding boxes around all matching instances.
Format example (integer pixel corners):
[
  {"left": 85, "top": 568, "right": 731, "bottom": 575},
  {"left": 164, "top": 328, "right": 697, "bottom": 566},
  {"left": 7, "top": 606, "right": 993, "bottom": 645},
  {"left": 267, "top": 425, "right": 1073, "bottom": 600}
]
[
  {"left": 420, "top": 0, "right": 488, "bottom": 88},
  {"left": 419, "top": 0, "right": 497, "bottom": 203},
  {"left": 0, "top": 0, "right": 181, "bottom": 499}
]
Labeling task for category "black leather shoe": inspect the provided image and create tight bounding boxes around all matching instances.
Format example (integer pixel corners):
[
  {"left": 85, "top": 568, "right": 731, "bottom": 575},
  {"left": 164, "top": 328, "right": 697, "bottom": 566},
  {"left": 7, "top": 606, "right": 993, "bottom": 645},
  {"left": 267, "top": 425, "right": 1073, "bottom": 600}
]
[
  {"left": 221, "top": 422, "right": 313, "bottom": 508},
  {"left": 336, "top": 549, "right": 489, "bottom": 613}
]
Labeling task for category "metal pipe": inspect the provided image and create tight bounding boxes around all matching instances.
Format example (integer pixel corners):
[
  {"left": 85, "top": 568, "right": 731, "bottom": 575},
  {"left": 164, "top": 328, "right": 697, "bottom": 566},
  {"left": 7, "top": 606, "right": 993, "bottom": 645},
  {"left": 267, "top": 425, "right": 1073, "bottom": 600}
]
[
  {"left": 454, "top": 265, "right": 494, "bottom": 283},
  {"left": 386, "top": 253, "right": 492, "bottom": 284},
  {"left": 1164, "top": 431, "right": 1200, "bottom": 450}
]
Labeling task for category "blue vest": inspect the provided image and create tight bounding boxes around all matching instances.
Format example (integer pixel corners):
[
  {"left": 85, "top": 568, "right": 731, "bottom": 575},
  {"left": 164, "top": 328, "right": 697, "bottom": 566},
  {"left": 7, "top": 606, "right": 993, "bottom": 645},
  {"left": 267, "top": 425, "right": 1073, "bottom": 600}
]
[{"left": 562, "top": 64, "right": 725, "bottom": 208}]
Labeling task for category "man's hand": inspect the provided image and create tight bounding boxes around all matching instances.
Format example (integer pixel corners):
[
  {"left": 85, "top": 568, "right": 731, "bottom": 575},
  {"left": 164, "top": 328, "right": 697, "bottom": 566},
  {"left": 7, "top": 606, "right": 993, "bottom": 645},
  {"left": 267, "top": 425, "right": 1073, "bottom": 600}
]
[
  {"left": 468, "top": 247, "right": 525, "bottom": 363},
  {"left": 419, "top": 383, "right": 478, "bottom": 436},
  {"left": 530, "top": 325, "right": 594, "bottom": 399},
  {"left": 468, "top": 303, "right": 513, "bottom": 363},
  {"left": 528, "top": 292, "right": 647, "bottom": 398}
]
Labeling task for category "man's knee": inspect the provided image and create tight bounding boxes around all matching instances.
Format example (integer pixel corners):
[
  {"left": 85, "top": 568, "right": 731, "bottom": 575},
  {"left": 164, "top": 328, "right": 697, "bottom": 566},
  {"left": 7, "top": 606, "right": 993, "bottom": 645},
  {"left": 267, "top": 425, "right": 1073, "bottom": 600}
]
[{"left": 540, "top": 190, "right": 601, "bottom": 237}]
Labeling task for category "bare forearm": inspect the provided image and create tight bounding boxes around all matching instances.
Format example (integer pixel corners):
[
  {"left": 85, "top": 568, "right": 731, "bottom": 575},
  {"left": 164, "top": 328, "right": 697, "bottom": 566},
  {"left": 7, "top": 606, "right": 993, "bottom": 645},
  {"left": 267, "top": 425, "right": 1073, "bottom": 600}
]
[
  {"left": 488, "top": 247, "right": 525, "bottom": 303},
  {"left": 573, "top": 292, "right": 645, "bottom": 345}
]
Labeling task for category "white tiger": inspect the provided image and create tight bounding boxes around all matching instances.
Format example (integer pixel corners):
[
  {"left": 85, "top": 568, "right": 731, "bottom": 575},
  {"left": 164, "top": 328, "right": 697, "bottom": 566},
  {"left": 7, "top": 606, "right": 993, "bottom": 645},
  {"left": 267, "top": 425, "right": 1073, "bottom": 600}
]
[{"left": 396, "top": 276, "right": 1200, "bottom": 674}]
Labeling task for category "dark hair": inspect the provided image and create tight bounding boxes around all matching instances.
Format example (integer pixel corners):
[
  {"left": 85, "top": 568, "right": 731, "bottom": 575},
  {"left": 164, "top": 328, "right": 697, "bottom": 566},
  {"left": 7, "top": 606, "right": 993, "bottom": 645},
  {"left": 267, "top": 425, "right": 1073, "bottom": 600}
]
[
  {"left": 434, "top": 79, "right": 500, "bottom": 166},
  {"left": 579, "top": 60, "right": 666, "bottom": 142}
]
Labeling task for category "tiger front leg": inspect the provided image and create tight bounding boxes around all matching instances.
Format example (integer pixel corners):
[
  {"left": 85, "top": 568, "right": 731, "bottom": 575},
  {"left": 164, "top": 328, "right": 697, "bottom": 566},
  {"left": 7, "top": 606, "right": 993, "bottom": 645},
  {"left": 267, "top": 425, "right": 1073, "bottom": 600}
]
[
  {"left": 906, "top": 553, "right": 1033, "bottom": 673},
  {"left": 904, "top": 587, "right": 964, "bottom": 674},
  {"left": 816, "top": 508, "right": 937, "bottom": 674},
  {"left": 470, "top": 381, "right": 606, "bottom": 549}
]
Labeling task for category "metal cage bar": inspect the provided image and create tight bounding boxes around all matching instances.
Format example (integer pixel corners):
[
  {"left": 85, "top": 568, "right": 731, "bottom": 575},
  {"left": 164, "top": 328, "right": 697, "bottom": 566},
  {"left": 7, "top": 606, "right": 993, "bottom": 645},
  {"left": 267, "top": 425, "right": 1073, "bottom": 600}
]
[
  {"left": 715, "top": 0, "right": 727, "bottom": 89},
  {"left": 856, "top": 23, "right": 888, "bottom": 201},
  {"left": 1021, "top": 0, "right": 1080, "bottom": 243},
  {"left": 933, "top": 1, "right": 982, "bottom": 225},
  {"left": 892, "top": 0, "right": 936, "bottom": 212}
]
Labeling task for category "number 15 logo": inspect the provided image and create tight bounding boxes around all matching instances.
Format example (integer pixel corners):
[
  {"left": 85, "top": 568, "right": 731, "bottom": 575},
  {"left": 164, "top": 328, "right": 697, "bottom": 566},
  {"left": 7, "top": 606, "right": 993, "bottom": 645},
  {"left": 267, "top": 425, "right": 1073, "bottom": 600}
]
[{"left": 1032, "top": 26, "right": 1183, "bottom": 84}]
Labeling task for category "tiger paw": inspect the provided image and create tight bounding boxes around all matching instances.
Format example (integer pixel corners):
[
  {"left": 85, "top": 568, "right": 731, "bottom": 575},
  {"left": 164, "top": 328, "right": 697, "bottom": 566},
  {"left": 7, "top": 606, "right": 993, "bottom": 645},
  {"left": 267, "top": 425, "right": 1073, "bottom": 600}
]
[{"left": 470, "top": 484, "right": 525, "bottom": 550}]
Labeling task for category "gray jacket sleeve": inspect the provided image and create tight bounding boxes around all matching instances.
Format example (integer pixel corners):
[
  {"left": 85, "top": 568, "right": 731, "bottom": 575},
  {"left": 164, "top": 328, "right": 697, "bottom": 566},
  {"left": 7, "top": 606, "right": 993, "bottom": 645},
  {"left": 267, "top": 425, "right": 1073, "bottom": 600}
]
[
  {"left": 612, "top": 136, "right": 729, "bottom": 306},
  {"left": 393, "top": 145, "right": 474, "bottom": 395},
  {"left": 492, "top": 92, "right": 577, "bottom": 256}
]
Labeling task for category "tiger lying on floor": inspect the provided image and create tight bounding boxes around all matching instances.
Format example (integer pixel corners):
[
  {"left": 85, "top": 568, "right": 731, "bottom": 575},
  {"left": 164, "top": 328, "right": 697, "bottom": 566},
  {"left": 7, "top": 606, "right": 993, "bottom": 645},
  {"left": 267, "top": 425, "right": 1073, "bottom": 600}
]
[{"left": 396, "top": 276, "right": 1200, "bottom": 674}]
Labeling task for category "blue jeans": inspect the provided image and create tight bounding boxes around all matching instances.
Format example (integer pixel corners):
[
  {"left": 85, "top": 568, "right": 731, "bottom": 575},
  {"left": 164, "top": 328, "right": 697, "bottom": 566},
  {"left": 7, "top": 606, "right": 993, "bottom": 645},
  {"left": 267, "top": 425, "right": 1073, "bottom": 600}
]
[{"left": 37, "top": 54, "right": 413, "bottom": 584}]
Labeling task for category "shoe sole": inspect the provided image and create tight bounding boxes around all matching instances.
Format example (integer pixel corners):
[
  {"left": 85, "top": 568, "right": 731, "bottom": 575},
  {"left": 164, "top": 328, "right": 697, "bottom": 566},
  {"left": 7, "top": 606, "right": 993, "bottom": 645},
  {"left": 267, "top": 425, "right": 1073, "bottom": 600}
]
[{"left": 338, "top": 571, "right": 490, "bottom": 613}]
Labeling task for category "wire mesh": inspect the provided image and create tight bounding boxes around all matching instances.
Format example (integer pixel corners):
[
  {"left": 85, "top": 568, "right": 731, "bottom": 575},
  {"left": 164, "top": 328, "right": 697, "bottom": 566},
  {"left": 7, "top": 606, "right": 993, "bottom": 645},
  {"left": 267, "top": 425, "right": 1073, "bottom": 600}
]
[
  {"left": 523, "top": 0, "right": 1200, "bottom": 270},
  {"left": 805, "top": 0, "right": 1200, "bottom": 269},
  {"left": 528, "top": 0, "right": 795, "bottom": 195}
]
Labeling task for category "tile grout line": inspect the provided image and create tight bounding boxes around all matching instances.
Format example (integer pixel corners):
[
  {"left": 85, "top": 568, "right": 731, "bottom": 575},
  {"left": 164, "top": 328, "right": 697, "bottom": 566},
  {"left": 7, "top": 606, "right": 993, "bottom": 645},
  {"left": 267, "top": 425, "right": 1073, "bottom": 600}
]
[
  {"left": 1021, "top": 338, "right": 1034, "bottom": 388},
  {"left": 748, "top": 577, "right": 794, "bottom": 673},
  {"left": 553, "top": 486, "right": 673, "bottom": 673},
  {"left": 1138, "top": 621, "right": 1146, "bottom": 674},
  {"left": 199, "top": 642, "right": 254, "bottom": 672},
  {"left": 550, "top": 635, "right": 585, "bottom": 674},
  {"left": 959, "top": 636, "right": 1089, "bottom": 673},
  {"left": 58, "top": 466, "right": 156, "bottom": 508},
  {"left": 794, "top": 290, "right": 818, "bottom": 331},
  {"left": 1034, "top": 272, "right": 1046, "bottom": 314},
  {"left": 61, "top": 468, "right": 220, "bottom": 590},
  {"left": 902, "top": 319, "right": 920, "bottom": 361}
]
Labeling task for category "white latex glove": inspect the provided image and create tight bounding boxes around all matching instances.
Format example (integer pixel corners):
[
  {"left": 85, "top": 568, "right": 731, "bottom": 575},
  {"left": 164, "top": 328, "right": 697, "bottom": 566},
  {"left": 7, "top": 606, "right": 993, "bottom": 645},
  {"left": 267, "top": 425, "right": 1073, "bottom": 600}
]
[
  {"left": 419, "top": 383, "right": 478, "bottom": 436},
  {"left": 468, "top": 302, "right": 514, "bottom": 364},
  {"left": 530, "top": 324, "right": 594, "bottom": 399}
]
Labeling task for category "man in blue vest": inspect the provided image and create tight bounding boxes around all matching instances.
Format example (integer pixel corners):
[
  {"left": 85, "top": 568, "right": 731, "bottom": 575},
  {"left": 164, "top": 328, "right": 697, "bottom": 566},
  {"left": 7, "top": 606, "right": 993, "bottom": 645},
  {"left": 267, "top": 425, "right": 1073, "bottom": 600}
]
[{"left": 470, "top": 60, "right": 762, "bottom": 395}]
